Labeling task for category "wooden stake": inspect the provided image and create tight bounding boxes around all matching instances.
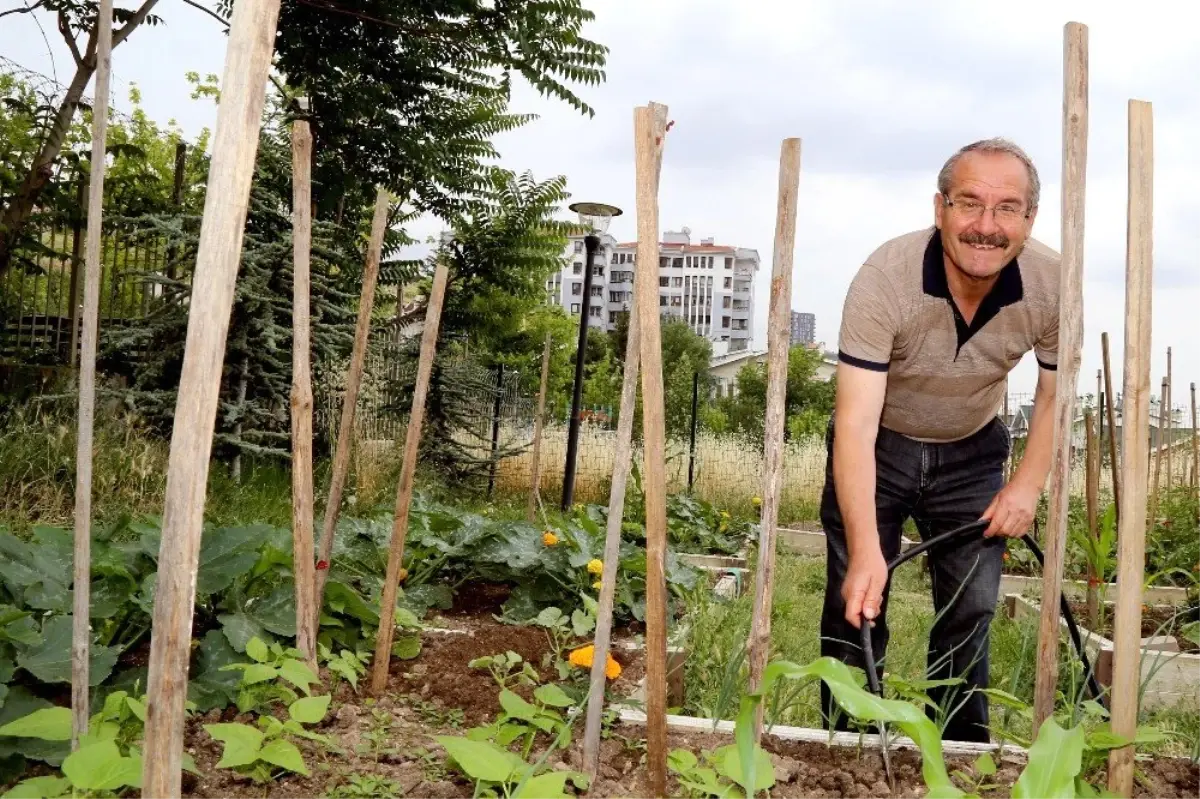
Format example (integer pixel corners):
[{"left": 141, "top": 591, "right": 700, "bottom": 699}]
[
  {"left": 1083, "top": 408, "right": 1100, "bottom": 629},
  {"left": 1166, "top": 348, "right": 1172, "bottom": 485},
  {"left": 1108, "top": 97, "right": 1154, "bottom": 797},
  {"left": 526, "top": 333, "right": 553, "bottom": 524},
  {"left": 314, "top": 187, "right": 390, "bottom": 613},
  {"left": 633, "top": 102, "right": 670, "bottom": 798},
  {"left": 1032, "top": 20, "right": 1088, "bottom": 732},
  {"left": 289, "top": 108, "right": 317, "bottom": 671},
  {"left": 746, "top": 137, "right": 801, "bottom": 740},
  {"left": 1102, "top": 332, "right": 1120, "bottom": 523},
  {"left": 140, "top": 0, "right": 283, "bottom": 793},
  {"left": 1148, "top": 377, "right": 1167, "bottom": 529},
  {"left": 1191, "top": 383, "right": 1198, "bottom": 505},
  {"left": 369, "top": 260, "right": 450, "bottom": 696},
  {"left": 581, "top": 103, "right": 669, "bottom": 781},
  {"left": 71, "top": 0, "right": 112, "bottom": 750}
]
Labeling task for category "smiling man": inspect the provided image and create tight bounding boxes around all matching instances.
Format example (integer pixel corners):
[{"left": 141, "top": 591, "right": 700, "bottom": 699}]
[{"left": 818, "top": 138, "right": 1060, "bottom": 742}]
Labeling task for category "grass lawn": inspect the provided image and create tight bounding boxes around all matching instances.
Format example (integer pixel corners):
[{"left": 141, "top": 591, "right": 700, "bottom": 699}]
[{"left": 677, "top": 552, "right": 1200, "bottom": 759}]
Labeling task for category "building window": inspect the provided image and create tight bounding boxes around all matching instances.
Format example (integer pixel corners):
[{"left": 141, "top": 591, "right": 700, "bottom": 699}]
[
  {"left": 724, "top": 277, "right": 732, "bottom": 289},
  {"left": 722, "top": 316, "right": 730, "bottom": 328},
  {"left": 573, "top": 262, "right": 583, "bottom": 275},
  {"left": 672, "top": 258, "right": 683, "bottom": 268},
  {"left": 671, "top": 276, "right": 683, "bottom": 287},
  {"left": 725, "top": 257, "right": 732, "bottom": 269},
  {"left": 659, "top": 257, "right": 668, "bottom": 268},
  {"left": 591, "top": 286, "right": 602, "bottom": 297},
  {"left": 589, "top": 305, "right": 602, "bottom": 318},
  {"left": 592, "top": 265, "right": 604, "bottom": 276},
  {"left": 572, "top": 283, "right": 582, "bottom": 295},
  {"left": 660, "top": 296, "right": 667, "bottom": 306},
  {"left": 723, "top": 296, "right": 731, "bottom": 309},
  {"left": 574, "top": 241, "right": 583, "bottom": 253},
  {"left": 659, "top": 276, "right": 669, "bottom": 287},
  {"left": 571, "top": 303, "right": 580, "bottom": 313}
]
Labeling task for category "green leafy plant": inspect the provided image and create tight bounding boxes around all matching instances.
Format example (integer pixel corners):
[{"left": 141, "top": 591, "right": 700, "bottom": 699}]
[
  {"left": 203, "top": 693, "right": 332, "bottom": 783},
  {"left": 667, "top": 744, "right": 772, "bottom": 799},
  {"left": 318, "top": 642, "right": 370, "bottom": 692},
  {"left": 469, "top": 651, "right": 540, "bottom": 691},
  {"left": 466, "top": 685, "right": 575, "bottom": 761},
  {"left": 221, "top": 636, "right": 319, "bottom": 714}
]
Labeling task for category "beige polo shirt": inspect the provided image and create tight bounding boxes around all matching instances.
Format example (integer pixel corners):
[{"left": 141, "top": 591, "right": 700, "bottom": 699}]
[{"left": 837, "top": 226, "right": 1060, "bottom": 443}]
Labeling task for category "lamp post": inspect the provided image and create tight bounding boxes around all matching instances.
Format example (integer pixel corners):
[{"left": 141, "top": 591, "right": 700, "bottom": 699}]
[{"left": 562, "top": 201, "right": 622, "bottom": 511}]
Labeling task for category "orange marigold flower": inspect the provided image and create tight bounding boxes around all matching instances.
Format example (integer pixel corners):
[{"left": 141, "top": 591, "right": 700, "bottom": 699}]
[
  {"left": 567, "top": 644, "right": 622, "bottom": 680},
  {"left": 543, "top": 531, "right": 558, "bottom": 546}
]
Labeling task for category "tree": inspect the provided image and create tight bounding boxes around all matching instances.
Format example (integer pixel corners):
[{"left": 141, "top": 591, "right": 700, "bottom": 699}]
[
  {"left": 0, "top": 0, "right": 164, "bottom": 274},
  {"left": 718, "top": 345, "right": 835, "bottom": 443}
]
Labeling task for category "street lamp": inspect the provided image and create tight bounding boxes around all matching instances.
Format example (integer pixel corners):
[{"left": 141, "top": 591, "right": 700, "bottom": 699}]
[{"left": 562, "top": 201, "right": 622, "bottom": 511}]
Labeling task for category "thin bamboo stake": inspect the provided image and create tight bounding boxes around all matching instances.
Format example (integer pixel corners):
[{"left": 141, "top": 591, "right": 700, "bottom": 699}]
[
  {"left": 1148, "top": 377, "right": 1166, "bottom": 528},
  {"left": 1166, "top": 347, "right": 1172, "bottom": 485},
  {"left": 289, "top": 106, "right": 317, "bottom": 671},
  {"left": 747, "top": 137, "right": 801, "bottom": 741},
  {"left": 1191, "top": 383, "right": 1198, "bottom": 505},
  {"left": 1102, "top": 332, "right": 1120, "bottom": 523},
  {"left": 1003, "top": 381, "right": 1011, "bottom": 481},
  {"left": 581, "top": 102, "right": 670, "bottom": 781},
  {"left": 526, "top": 333, "right": 553, "bottom": 524},
  {"left": 72, "top": 0, "right": 112, "bottom": 750},
  {"left": 369, "top": 261, "right": 450, "bottom": 696},
  {"left": 1083, "top": 408, "right": 1100, "bottom": 629},
  {"left": 1032, "top": 20, "right": 1088, "bottom": 732},
  {"left": 140, "top": 0, "right": 283, "bottom": 793},
  {"left": 1108, "top": 97, "right": 1154, "bottom": 797},
  {"left": 633, "top": 102, "right": 670, "bottom": 798},
  {"left": 314, "top": 187, "right": 390, "bottom": 614}
]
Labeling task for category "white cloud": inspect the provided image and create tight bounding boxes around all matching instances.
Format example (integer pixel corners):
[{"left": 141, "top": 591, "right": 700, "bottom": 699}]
[{"left": 3, "top": 0, "right": 1195, "bottom": 410}]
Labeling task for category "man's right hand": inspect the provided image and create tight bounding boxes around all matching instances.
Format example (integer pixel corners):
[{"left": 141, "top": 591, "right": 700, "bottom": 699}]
[{"left": 841, "top": 547, "right": 888, "bottom": 629}]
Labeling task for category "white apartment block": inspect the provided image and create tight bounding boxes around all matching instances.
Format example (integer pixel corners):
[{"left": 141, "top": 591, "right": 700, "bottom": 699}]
[{"left": 543, "top": 226, "right": 760, "bottom": 355}]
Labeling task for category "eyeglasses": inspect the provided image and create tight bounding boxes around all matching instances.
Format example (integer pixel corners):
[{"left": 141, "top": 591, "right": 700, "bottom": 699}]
[{"left": 942, "top": 194, "right": 1031, "bottom": 223}]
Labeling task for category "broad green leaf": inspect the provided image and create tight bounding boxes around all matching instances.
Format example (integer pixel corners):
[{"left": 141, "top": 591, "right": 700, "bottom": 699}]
[
  {"left": 258, "top": 738, "right": 308, "bottom": 775},
  {"left": 288, "top": 695, "right": 330, "bottom": 725},
  {"left": 0, "top": 687, "right": 68, "bottom": 766},
  {"left": 217, "top": 612, "right": 268, "bottom": 653},
  {"left": 571, "top": 608, "right": 594, "bottom": 637},
  {"left": 16, "top": 617, "right": 116, "bottom": 686},
  {"left": 125, "top": 698, "right": 146, "bottom": 722},
  {"left": 533, "top": 684, "right": 574, "bottom": 708},
  {"left": 513, "top": 770, "right": 570, "bottom": 798},
  {"left": 187, "top": 629, "right": 244, "bottom": 711},
  {"left": 499, "top": 689, "right": 538, "bottom": 721},
  {"left": 204, "top": 722, "right": 264, "bottom": 768},
  {"left": 667, "top": 748, "right": 698, "bottom": 772},
  {"left": 196, "top": 524, "right": 274, "bottom": 596},
  {"left": 392, "top": 633, "right": 421, "bottom": 660},
  {"left": 0, "top": 607, "right": 39, "bottom": 648},
  {"left": 245, "top": 637, "right": 270, "bottom": 663},
  {"left": 278, "top": 658, "right": 318, "bottom": 695},
  {"left": 1, "top": 775, "right": 70, "bottom": 798},
  {"left": 0, "top": 708, "right": 71, "bottom": 741},
  {"left": 435, "top": 735, "right": 524, "bottom": 783},
  {"left": 240, "top": 663, "right": 278, "bottom": 685},
  {"left": 975, "top": 752, "right": 996, "bottom": 777},
  {"left": 1011, "top": 716, "right": 1085, "bottom": 799},
  {"left": 61, "top": 739, "right": 139, "bottom": 791},
  {"left": 248, "top": 583, "right": 296, "bottom": 637},
  {"left": 713, "top": 743, "right": 774, "bottom": 795}
]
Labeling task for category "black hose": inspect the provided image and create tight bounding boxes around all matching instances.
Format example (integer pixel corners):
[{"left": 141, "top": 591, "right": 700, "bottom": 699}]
[{"left": 859, "top": 518, "right": 1104, "bottom": 704}]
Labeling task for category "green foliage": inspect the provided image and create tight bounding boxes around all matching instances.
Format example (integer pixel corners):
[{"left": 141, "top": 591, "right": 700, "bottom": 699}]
[
  {"left": 203, "top": 693, "right": 332, "bottom": 783},
  {"left": 715, "top": 345, "right": 835, "bottom": 445},
  {"left": 221, "top": 636, "right": 320, "bottom": 714}
]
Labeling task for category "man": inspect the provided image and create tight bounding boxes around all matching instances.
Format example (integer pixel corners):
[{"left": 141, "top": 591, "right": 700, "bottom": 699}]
[{"left": 820, "top": 137, "right": 1059, "bottom": 743}]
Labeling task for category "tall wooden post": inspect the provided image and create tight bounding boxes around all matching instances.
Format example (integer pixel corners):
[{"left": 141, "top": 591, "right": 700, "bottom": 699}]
[
  {"left": 140, "top": 0, "right": 284, "bottom": 794},
  {"left": 1083, "top": 408, "right": 1100, "bottom": 629},
  {"left": 526, "top": 333, "right": 553, "bottom": 523},
  {"left": 289, "top": 104, "right": 317, "bottom": 671},
  {"left": 72, "top": 0, "right": 113, "bottom": 750},
  {"left": 633, "top": 102, "right": 670, "bottom": 798},
  {"left": 369, "top": 261, "right": 450, "bottom": 696},
  {"left": 746, "top": 137, "right": 801, "bottom": 740},
  {"left": 581, "top": 102, "right": 669, "bottom": 781},
  {"left": 1032, "top": 20, "right": 1088, "bottom": 732},
  {"left": 1108, "top": 97, "right": 1154, "bottom": 797},
  {"left": 1102, "top": 331, "right": 1120, "bottom": 522},
  {"left": 314, "top": 188, "right": 390, "bottom": 615},
  {"left": 1148, "top": 377, "right": 1167, "bottom": 528},
  {"left": 1165, "top": 347, "right": 1172, "bottom": 485}
]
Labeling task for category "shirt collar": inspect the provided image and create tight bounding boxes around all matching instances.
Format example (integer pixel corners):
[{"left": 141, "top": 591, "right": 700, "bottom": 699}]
[{"left": 922, "top": 228, "right": 1024, "bottom": 307}]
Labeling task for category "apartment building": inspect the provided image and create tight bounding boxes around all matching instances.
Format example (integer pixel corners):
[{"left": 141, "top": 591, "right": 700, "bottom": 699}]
[
  {"left": 790, "top": 311, "right": 815, "bottom": 346},
  {"left": 544, "top": 226, "right": 760, "bottom": 354}
]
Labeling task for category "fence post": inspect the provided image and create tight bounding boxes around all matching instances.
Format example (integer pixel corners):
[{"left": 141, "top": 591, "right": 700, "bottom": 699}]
[
  {"left": 687, "top": 370, "right": 699, "bottom": 491},
  {"left": 487, "top": 362, "right": 504, "bottom": 497},
  {"left": 166, "top": 141, "right": 186, "bottom": 280},
  {"left": 68, "top": 175, "right": 87, "bottom": 369}
]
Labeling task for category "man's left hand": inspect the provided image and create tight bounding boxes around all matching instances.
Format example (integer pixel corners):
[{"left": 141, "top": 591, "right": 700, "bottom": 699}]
[{"left": 980, "top": 479, "right": 1040, "bottom": 538}]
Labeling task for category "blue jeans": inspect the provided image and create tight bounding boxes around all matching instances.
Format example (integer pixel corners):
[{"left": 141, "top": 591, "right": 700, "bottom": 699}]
[{"left": 818, "top": 414, "right": 1010, "bottom": 743}]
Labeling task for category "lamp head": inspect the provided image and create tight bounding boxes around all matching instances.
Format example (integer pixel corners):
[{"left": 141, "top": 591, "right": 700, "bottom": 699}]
[{"left": 569, "top": 202, "right": 623, "bottom": 236}]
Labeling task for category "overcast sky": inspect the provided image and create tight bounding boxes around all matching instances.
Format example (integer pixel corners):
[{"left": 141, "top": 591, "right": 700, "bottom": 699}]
[{"left": 3, "top": 0, "right": 1197, "bottom": 407}]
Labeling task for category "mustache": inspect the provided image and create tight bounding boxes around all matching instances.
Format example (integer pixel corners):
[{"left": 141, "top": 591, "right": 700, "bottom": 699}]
[{"left": 959, "top": 231, "right": 1009, "bottom": 248}]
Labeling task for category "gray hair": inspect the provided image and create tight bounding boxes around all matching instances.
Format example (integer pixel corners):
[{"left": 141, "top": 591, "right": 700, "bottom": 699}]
[{"left": 937, "top": 138, "right": 1041, "bottom": 209}]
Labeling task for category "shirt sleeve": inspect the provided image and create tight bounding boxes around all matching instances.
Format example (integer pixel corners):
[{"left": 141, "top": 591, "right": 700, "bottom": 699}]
[
  {"left": 837, "top": 264, "right": 899, "bottom": 372},
  {"left": 1034, "top": 308, "right": 1058, "bottom": 371}
]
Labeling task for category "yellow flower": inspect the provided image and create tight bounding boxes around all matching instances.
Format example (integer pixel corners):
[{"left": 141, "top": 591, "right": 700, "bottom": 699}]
[
  {"left": 593, "top": 580, "right": 603, "bottom": 590},
  {"left": 543, "top": 531, "right": 558, "bottom": 547},
  {"left": 567, "top": 644, "right": 622, "bottom": 680},
  {"left": 752, "top": 496, "right": 762, "bottom": 507},
  {"left": 586, "top": 559, "right": 604, "bottom": 575},
  {"left": 720, "top": 510, "right": 730, "bottom": 519},
  {"left": 398, "top": 567, "right": 409, "bottom": 582}
]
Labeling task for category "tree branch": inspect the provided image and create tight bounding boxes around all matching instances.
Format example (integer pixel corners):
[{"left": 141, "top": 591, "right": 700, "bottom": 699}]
[
  {"left": 178, "top": 0, "right": 228, "bottom": 29},
  {"left": 58, "top": 9, "right": 83, "bottom": 67},
  {"left": 0, "top": 0, "right": 45, "bottom": 21},
  {"left": 113, "top": 0, "right": 162, "bottom": 47}
]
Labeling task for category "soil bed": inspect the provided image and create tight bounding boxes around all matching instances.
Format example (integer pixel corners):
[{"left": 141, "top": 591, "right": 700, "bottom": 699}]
[{"left": 1068, "top": 600, "right": 1199, "bottom": 653}]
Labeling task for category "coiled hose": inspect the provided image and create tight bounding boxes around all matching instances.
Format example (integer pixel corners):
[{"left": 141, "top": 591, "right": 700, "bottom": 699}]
[{"left": 859, "top": 518, "right": 1104, "bottom": 703}]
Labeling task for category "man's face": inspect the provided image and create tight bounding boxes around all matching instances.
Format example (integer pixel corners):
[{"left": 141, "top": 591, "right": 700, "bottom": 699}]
[{"left": 933, "top": 151, "right": 1037, "bottom": 280}]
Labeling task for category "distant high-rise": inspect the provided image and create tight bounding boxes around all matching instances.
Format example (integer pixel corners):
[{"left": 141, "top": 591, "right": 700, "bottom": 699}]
[
  {"left": 790, "top": 311, "right": 815, "bottom": 346},
  {"left": 543, "top": 226, "right": 762, "bottom": 353}
]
